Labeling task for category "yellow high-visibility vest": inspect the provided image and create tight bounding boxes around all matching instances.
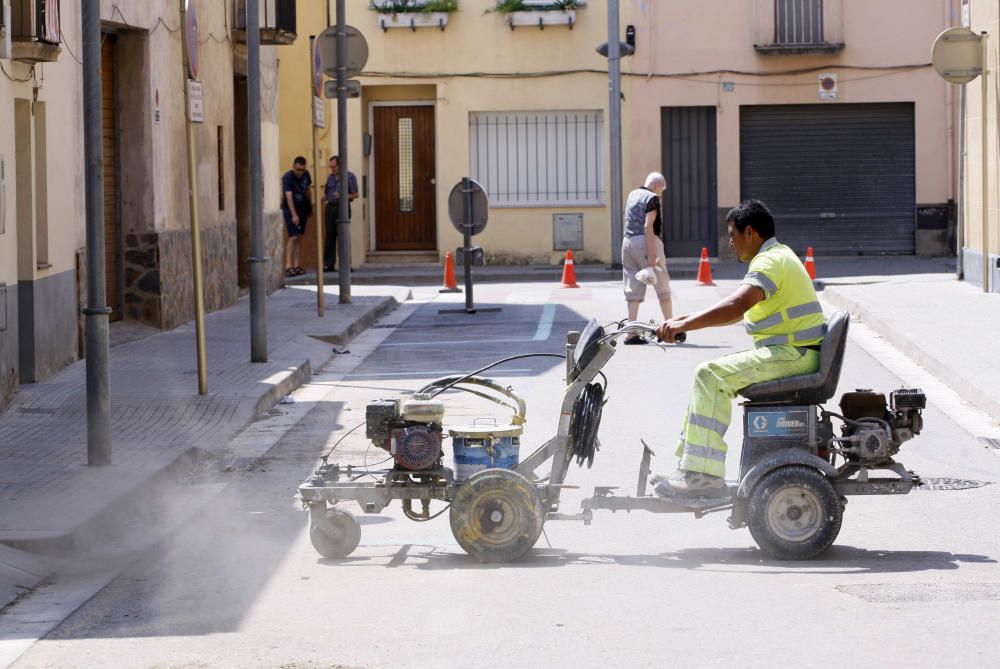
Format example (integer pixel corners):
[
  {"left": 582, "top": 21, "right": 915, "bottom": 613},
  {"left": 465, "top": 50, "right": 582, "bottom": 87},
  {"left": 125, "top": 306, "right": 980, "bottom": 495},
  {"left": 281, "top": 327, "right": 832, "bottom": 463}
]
[{"left": 741, "top": 238, "right": 826, "bottom": 348}]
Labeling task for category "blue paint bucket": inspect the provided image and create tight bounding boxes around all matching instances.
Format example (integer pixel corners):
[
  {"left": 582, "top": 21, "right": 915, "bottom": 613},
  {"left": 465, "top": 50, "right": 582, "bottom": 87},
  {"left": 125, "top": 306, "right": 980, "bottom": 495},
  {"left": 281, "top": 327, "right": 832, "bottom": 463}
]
[{"left": 449, "top": 425, "right": 523, "bottom": 481}]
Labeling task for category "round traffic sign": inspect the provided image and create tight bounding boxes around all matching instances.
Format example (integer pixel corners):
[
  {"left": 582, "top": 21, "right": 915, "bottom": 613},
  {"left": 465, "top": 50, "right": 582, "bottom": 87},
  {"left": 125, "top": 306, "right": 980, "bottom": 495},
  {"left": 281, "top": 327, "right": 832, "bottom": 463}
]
[
  {"left": 318, "top": 25, "right": 369, "bottom": 79},
  {"left": 312, "top": 37, "right": 324, "bottom": 97},
  {"left": 448, "top": 179, "right": 489, "bottom": 236},
  {"left": 185, "top": 0, "right": 199, "bottom": 80},
  {"left": 931, "top": 27, "right": 983, "bottom": 84}
]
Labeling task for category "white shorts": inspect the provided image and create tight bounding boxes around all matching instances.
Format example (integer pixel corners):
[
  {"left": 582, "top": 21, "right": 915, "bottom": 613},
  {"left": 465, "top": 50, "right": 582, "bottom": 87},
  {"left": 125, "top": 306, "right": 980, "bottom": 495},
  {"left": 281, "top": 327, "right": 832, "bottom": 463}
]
[{"left": 623, "top": 236, "right": 671, "bottom": 301}]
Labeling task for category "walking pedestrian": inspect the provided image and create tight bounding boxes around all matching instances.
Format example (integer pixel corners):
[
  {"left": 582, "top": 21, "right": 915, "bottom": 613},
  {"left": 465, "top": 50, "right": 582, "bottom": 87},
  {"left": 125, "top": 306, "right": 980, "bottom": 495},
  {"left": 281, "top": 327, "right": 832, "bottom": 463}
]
[
  {"left": 281, "top": 156, "right": 312, "bottom": 277},
  {"left": 323, "top": 155, "right": 358, "bottom": 273},
  {"left": 621, "top": 172, "right": 672, "bottom": 343}
]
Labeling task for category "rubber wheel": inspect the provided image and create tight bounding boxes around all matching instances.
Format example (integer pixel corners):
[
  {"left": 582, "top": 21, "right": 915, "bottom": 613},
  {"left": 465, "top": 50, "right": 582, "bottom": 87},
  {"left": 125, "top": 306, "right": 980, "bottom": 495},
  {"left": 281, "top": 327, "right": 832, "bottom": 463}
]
[
  {"left": 450, "top": 468, "right": 544, "bottom": 563},
  {"left": 310, "top": 506, "right": 362, "bottom": 559},
  {"left": 747, "top": 465, "right": 843, "bottom": 560}
]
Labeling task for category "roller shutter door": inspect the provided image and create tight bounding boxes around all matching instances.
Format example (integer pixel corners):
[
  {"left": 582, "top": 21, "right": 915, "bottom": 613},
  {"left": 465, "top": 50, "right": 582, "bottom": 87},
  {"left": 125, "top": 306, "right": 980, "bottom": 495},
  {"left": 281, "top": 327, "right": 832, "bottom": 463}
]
[{"left": 740, "top": 103, "right": 915, "bottom": 255}]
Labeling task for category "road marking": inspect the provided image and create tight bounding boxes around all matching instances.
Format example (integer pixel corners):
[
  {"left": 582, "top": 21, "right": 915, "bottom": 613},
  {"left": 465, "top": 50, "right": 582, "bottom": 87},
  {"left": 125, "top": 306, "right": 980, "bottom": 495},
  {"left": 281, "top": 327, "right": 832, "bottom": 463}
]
[
  {"left": 533, "top": 303, "right": 555, "bottom": 341},
  {"left": 380, "top": 303, "right": 555, "bottom": 348}
]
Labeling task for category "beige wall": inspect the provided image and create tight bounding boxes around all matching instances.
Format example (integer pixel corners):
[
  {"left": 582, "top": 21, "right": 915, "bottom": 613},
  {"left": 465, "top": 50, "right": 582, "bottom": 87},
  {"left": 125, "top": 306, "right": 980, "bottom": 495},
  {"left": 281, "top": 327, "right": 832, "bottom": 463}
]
[
  {"left": 0, "top": 1, "right": 85, "bottom": 285},
  {"left": 966, "top": 0, "right": 1000, "bottom": 258}
]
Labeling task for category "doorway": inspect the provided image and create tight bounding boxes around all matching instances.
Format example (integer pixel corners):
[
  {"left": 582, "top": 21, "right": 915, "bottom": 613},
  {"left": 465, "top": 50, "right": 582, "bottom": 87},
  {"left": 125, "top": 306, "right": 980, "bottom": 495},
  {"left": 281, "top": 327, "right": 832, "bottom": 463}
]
[
  {"left": 660, "top": 106, "right": 718, "bottom": 257},
  {"left": 372, "top": 104, "right": 437, "bottom": 251}
]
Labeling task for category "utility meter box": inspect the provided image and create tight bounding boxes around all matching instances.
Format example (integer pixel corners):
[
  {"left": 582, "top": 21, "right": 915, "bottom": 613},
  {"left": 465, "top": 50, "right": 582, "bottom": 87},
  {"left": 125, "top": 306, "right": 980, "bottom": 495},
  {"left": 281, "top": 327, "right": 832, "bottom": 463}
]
[{"left": 553, "top": 213, "right": 583, "bottom": 251}]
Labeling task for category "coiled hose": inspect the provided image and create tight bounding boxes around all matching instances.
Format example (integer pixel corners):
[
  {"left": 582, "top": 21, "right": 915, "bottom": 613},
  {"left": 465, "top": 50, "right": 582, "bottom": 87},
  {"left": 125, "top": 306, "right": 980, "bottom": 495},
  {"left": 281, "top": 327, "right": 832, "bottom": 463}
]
[{"left": 570, "top": 381, "right": 605, "bottom": 468}]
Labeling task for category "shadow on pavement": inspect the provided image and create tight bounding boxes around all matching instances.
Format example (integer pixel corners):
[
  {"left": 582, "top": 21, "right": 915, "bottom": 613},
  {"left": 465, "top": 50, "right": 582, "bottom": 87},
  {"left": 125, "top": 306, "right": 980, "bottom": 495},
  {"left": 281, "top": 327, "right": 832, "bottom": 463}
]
[{"left": 318, "top": 543, "right": 994, "bottom": 575}]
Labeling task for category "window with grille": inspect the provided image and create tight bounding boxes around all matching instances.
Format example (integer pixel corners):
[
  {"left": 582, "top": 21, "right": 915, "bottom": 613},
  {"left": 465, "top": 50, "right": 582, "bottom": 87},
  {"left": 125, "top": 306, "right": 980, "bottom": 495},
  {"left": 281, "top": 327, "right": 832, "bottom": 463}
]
[
  {"left": 469, "top": 111, "right": 604, "bottom": 207},
  {"left": 775, "top": 0, "right": 823, "bottom": 45},
  {"left": 398, "top": 117, "right": 414, "bottom": 213}
]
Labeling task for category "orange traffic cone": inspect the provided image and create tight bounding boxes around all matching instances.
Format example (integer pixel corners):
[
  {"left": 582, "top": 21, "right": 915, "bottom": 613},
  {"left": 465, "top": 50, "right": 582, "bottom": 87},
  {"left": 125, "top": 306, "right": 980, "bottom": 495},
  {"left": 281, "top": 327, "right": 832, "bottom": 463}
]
[
  {"left": 804, "top": 247, "right": 817, "bottom": 280},
  {"left": 439, "top": 252, "right": 461, "bottom": 293},
  {"left": 695, "top": 247, "right": 715, "bottom": 286},
  {"left": 560, "top": 250, "right": 580, "bottom": 288}
]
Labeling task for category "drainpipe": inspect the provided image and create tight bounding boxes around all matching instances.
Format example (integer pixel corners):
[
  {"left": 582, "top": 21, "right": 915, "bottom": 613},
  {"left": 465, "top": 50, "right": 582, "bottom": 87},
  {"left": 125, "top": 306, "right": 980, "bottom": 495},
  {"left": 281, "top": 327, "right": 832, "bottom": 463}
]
[{"left": 247, "top": 0, "right": 268, "bottom": 361}]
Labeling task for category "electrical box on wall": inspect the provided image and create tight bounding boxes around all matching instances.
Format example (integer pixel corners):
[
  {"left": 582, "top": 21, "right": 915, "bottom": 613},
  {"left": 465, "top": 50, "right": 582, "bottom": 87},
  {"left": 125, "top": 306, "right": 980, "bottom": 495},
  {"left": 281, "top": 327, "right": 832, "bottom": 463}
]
[
  {"left": 0, "top": 4, "right": 11, "bottom": 60},
  {"left": 553, "top": 213, "right": 583, "bottom": 251}
]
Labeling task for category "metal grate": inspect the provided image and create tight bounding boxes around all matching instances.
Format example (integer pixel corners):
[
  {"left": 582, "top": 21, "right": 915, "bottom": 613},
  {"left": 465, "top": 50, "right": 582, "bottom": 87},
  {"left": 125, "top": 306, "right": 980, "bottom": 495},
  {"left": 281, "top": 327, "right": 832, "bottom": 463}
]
[
  {"left": 980, "top": 437, "right": 1000, "bottom": 450},
  {"left": 775, "top": 0, "right": 823, "bottom": 45},
  {"left": 397, "top": 117, "right": 414, "bottom": 213},
  {"left": 469, "top": 110, "right": 604, "bottom": 207}
]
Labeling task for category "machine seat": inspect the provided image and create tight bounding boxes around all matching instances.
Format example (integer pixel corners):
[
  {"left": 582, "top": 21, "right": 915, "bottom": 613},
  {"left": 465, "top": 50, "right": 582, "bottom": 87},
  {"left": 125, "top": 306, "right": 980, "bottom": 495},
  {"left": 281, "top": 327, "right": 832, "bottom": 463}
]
[{"left": 740, "top": 310, "right": 850, "bottom": 405}]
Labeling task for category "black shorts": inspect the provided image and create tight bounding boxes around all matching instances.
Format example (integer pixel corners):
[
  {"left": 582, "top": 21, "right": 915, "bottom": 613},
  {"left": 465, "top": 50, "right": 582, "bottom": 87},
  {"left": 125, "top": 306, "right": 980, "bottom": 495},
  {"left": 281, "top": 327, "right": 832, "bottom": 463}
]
[{"left": 283, "top": 207, "right": 310, "bottom": 237}]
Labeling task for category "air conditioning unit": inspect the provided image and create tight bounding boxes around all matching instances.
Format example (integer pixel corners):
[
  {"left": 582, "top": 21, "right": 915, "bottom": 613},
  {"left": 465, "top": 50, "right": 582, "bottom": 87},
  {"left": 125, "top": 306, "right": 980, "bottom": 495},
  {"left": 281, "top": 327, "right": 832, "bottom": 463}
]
[{"left": 0, "top": 4, "right": 12, "bottom": 60}]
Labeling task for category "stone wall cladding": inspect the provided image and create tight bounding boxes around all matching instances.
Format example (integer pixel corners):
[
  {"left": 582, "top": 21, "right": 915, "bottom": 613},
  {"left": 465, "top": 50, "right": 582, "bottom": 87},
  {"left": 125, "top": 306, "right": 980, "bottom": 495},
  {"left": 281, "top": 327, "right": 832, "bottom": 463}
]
[
  {"left": 123, "top": 233, "right": 163, "bottom": 325},
  {"left": 265, "top": 210, "right": 285, "bottom": 294},
  {"left": 158, "top": 221, "right": 240, "bottom": 330}
]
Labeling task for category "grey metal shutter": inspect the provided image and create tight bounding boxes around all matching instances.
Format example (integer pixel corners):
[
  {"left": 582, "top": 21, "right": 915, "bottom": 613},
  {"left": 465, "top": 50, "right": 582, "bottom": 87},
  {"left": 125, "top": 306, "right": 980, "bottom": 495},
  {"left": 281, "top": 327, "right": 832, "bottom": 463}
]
[{"left": 740, "top": 103, "right": 915, "bottom": 255}]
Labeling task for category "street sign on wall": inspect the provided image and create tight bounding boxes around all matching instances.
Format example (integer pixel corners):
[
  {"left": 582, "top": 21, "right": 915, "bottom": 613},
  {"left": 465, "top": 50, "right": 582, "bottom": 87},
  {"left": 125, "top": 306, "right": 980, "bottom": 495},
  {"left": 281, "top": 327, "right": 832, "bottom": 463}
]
[
  {"left": 323, "top": 79, "right": 361, "bottom": 99},
  {"left": 313, "top": 96, "right": 325, "bottom": 128}
]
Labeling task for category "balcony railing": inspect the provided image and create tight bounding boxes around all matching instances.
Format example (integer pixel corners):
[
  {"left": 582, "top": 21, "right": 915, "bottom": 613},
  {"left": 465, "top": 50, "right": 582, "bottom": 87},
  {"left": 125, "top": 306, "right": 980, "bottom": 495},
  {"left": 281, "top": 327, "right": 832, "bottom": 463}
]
[
  {"left": 233, "top": 0, "right": 296, "bottom": 46},
  {"left": 11, "top": 0, "right": 61, "bottom": 62},
  {"left": 753, "top": 0, "right": 843, "bottom": 54}
]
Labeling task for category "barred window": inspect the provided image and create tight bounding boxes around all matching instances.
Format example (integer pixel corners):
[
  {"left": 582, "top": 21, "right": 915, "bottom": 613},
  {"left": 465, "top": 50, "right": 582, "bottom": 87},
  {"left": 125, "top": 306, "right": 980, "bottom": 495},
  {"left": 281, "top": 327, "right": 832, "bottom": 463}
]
[
  {"left": 469, "top": 111, "right": 604, "bottom": 207},
  {"left": 775, "top": 0, "right": 823, "bottom": 45}
]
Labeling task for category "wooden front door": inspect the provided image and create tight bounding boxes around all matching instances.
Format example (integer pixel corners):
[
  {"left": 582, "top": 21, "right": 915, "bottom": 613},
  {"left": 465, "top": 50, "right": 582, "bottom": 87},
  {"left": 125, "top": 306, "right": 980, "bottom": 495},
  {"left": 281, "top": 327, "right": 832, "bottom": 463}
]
[
  {"left": 373, "top": 105, "right": 436, "bottom": 250},
  {"left": 101, "top": 35, "right": 122, "bottom": 321}
]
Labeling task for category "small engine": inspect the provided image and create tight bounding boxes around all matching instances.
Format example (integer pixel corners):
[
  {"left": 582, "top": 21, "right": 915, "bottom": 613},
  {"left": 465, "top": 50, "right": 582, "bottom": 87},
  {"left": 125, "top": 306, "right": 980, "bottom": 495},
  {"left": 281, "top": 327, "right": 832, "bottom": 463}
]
[
  {"left": 366, "top": 395, "right": 445, "bottom": 471},
  {"left": 835, "top": 388, "right": 926, "bottom": 465}
]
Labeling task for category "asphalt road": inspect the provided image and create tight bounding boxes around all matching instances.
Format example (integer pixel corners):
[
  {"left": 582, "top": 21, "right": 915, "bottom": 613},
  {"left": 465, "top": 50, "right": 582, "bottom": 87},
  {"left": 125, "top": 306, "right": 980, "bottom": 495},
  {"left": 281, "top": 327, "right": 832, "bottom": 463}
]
[{"left": 5, "top": 280, "right": 1000, "bottom": 669}]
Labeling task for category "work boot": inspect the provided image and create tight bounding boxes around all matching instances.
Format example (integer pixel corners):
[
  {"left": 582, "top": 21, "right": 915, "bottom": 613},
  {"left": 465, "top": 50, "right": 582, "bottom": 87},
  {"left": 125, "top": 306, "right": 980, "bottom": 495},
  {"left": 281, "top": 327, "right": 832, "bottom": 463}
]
[{"left": 652, "top": 469, "right": 725, "bottom": 498}]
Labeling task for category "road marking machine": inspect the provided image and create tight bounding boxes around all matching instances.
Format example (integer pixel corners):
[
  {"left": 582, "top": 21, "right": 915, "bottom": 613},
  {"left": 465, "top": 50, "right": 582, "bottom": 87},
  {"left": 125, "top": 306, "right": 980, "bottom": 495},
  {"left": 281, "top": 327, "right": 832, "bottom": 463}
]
[{"left": 299, "top": 311, "right": 925, "bottom": 561}]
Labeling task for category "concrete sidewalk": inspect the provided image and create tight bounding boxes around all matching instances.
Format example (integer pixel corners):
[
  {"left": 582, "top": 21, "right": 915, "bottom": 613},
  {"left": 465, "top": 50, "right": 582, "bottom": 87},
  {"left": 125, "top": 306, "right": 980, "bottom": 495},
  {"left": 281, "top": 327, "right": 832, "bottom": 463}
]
[
  {"left": 0, "top": 284, "right": 409, "bottom": 608},
  {"left": 822, "top": 272, "right": 1000, "bottom": 422}
]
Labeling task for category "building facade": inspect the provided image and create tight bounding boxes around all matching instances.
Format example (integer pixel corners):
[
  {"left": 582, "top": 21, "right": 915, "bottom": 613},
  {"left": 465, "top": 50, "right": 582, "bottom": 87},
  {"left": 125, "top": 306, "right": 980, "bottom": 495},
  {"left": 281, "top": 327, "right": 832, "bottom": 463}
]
[
  {"left": 289, "top": 0, "right": 957, "bottom": 270},
  {"left": 962, "top": 0, "right": 1000, "bottom": 291},
  {"left": 0, "top": 0, "right": 289, "bottom": 411}
]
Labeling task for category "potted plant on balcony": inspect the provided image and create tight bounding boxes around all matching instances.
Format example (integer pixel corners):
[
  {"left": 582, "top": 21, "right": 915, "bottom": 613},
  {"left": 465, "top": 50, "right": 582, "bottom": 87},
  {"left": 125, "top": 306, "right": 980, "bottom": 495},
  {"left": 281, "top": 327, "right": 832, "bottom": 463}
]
[
  {"left": 370, "top": 0, "right": 459, "bottom": 31},
  {"left": 489, "top": 0, "right": 582, "bottom": 30}
]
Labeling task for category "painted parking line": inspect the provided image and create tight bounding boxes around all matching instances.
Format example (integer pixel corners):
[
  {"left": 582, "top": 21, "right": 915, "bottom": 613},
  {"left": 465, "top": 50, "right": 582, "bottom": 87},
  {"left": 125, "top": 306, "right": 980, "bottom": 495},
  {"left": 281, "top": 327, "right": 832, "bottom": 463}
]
[
  {"left": 346, "top": 369, "right": 534, "bottom": 378},
  {"left": 380, "top": 304, "right": 556, "bottom": 348}
]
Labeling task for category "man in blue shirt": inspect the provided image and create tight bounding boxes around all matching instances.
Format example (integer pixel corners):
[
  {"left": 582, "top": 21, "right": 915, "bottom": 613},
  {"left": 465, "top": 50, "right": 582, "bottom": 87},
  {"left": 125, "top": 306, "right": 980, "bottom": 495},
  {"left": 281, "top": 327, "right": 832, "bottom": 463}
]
[
  {"left": 323, "top": 155, "right": 358, "bottom": 272},
  {"left": 281, "top": 156, "right": 312, "bottom": 277}
]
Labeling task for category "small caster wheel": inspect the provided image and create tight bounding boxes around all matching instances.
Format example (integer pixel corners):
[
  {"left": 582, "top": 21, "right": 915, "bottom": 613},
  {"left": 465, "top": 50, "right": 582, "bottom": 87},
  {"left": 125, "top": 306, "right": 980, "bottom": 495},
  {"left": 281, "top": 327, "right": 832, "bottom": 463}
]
[
  {"left": 309, "top": 504, "right": 361, "bottom": 559},
  {"left": 450, "top": 468, "right": 544, "bottom": 563},
  {"left": 748, "top": 465, "right": 843, "bottom": 560}
]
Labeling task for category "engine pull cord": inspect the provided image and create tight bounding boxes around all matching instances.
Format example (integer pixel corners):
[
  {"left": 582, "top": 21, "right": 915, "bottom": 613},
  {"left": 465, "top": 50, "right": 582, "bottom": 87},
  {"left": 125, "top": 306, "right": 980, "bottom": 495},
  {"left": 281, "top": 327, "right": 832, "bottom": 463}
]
[
  {"left": 570, "top": 380, "right": 605, "bottom": 468},
  {"left": 426, "top": 353, "right": 567, "bottom": 399}
]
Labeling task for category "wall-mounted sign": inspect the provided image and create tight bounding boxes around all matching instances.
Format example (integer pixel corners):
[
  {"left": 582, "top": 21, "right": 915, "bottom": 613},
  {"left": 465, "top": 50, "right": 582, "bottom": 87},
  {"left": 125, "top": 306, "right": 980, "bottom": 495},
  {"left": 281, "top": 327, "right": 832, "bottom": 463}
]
[
  {"left": 188, "top": 79, "right": 204, "bottom": 123},
  {"left": 818, "top": 73, "right": 837, "bottom": 100}
]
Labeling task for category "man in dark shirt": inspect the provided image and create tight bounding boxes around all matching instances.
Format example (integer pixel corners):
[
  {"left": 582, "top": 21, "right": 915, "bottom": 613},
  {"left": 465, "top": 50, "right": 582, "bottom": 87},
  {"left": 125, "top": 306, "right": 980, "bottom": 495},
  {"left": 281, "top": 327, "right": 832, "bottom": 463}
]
[
  {"left": 323, "top": 155, "right": 358, "bottom": 272},
  {"left": 281, "top": 156, "right": 312, "bottom": 277}
]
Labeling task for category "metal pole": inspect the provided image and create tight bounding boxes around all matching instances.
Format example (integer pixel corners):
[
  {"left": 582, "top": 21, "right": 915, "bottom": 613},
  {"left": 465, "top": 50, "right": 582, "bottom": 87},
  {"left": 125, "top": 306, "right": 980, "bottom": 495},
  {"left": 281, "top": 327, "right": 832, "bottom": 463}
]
[
  {"left": 82, "top": 0, "right": 112, "bottom": 465},
  {"left": 981, "top": 32, "right": 990, "bottom": 293},
  {"left": 182, "top": 0, "right": 209, "bottom": 394},
  {"left": 310, "top": 36, "right": 324, "bottom": 317},
  {"left": 247, "top": 0, "right": 268, "bottom": 362},
  {"left": 463, "top": 177, "right": 474, "bottom": 312},
  {"left": 957, "top": 81, "right": 965, "bottom": 280},
  {"left": 608, "top": 0, "right": 624, "bottom": 268},
  {"left": 336, "top": 0, "right": 352, "bottom": 304}
]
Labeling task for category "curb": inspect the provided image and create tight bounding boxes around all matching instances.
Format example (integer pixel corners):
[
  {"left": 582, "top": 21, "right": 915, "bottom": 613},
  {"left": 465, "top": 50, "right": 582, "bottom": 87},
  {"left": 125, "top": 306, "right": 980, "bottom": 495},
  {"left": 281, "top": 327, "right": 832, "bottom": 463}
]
[{"left": 823, "top": 286, "right": 1000, "bottom": 421}]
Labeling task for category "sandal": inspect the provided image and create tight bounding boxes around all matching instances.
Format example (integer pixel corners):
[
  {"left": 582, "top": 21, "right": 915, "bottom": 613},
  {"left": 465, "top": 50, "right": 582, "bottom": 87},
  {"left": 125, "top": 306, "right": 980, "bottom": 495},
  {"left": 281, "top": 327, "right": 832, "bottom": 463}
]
[
  {"left": 294, "top": 267, "right": 307, "bottom": 276},
  {"left": 285, "top": 268, "right": 297, "bottom": 277}
]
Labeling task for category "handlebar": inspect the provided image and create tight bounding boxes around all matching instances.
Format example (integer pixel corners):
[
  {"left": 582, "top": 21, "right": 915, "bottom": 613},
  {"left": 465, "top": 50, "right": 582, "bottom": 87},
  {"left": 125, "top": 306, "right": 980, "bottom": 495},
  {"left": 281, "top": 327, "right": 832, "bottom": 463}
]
[{"left": 616, "top": 321, "right": 687, "bottom": 344}]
